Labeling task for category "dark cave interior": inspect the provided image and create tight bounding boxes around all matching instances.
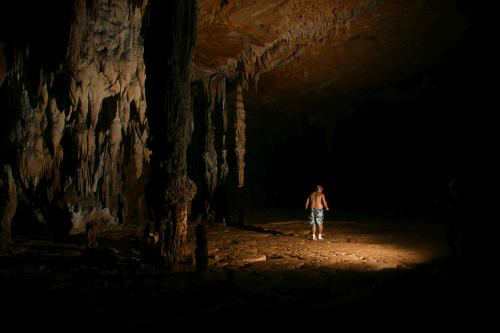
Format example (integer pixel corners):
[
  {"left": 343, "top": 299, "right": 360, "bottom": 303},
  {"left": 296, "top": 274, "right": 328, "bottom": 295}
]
[{"left": 0, "top": 0, "right": 495, "bottom": 328}]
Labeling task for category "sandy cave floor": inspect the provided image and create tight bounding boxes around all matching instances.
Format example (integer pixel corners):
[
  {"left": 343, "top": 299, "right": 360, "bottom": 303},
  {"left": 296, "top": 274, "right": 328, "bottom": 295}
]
[
  {"left": 0, "top": 210, "right": 494, "bottom": 328},
  {"left": 205, "top": 210, "right": 449, "bottom": 271}
]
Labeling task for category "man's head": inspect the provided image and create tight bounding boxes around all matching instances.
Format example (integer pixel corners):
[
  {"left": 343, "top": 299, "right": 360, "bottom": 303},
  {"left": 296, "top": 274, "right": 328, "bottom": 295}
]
[{"left": 316, "top": 185, "right": 323, "bottom": 192}]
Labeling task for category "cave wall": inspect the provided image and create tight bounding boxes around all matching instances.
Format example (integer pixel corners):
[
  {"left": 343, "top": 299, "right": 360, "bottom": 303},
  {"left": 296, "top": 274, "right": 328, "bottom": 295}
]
[{"left": 0, "top": 0, "right": 150, "bottom": 240}]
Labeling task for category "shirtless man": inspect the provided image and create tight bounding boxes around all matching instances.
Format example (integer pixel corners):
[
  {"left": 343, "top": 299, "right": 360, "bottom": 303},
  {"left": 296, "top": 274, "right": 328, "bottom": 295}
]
[{"left": 305, "top": 185, "right": 330, "bottom": 240}]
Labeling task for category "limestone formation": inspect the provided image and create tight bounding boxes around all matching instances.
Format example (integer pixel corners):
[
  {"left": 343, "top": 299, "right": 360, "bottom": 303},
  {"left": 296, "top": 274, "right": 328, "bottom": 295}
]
[
  {"left": 234, "top": 84, "right": 246, "bottom": 188},
  {"left": 194, "top": 0, "right": 457, "bottom": 109},
  {"left": 195, "top": 0, "right": 384, "bottom": 90},
  {"left": 189, "top": 71, "right": 248, "bottom": 225},
  {"left": 144, "top": 0, "right": 198, "bottom": 267},
  {"left": 1, "top": 0, "right": 150, "bottom": 240}
]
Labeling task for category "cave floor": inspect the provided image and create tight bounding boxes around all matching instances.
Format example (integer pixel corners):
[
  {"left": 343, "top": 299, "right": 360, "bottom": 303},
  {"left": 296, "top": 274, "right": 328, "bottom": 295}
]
[
  {"left": 207, "top": 209, "right": 450, "bottom": 271},
  {"left": 0, "top": 210, "right": 493, "bottom": 328}
]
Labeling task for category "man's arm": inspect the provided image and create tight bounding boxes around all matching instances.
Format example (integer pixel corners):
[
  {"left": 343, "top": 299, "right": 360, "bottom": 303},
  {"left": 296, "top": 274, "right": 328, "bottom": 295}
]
[
  {"left": 321, "top": 194, "right": 329, "bottom": 210},
  {"left": 305, "top": 197, "right": 310, "bottom": 209}
]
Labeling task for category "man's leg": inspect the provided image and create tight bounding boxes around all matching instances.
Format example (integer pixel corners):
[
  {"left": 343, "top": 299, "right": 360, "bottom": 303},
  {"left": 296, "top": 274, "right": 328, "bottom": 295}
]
[
  {"left": 318, "top": 209, "right": 324, "bottom": 239},
  {"left": 309, "top": 209, "right": 317, "bottom": 240}
]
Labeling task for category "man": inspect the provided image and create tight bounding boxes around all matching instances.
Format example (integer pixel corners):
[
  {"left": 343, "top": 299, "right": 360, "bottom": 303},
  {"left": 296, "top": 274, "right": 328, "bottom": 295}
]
[{"left": 305, "top": 185, "right": 330, "bottom": 240}]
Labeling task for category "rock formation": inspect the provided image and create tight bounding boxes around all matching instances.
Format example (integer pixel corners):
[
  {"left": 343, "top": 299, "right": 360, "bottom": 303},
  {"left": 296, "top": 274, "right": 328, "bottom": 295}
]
[
  {"left": 0, "top": 0, "right": 150, "bottom": 244},
  {"left": 144, "top": 0, "right": 198, "bottom": 267},
  {"left": 0, "top": 0, "right": 248, "bottom": 264}
]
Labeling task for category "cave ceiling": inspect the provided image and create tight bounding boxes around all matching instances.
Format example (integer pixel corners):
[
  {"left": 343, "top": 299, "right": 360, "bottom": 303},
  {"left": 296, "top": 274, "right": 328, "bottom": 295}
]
[{"left": 194, "top": 0, "right": 466, "bottom": 113}]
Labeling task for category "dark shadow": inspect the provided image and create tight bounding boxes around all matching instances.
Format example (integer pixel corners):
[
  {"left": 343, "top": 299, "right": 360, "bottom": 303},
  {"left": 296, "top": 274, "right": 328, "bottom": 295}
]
[
  {"left": 232, "top": 224, "right": 284, "bottom": 236},
  {"left": 0, "top": 252, "right": 493, "bottom": 329}
]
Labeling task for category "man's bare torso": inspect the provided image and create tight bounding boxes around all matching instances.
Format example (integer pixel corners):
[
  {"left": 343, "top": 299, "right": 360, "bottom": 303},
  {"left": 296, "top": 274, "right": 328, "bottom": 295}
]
[{"left": 309, "top": 192, "right": 326, "bottom": 209}]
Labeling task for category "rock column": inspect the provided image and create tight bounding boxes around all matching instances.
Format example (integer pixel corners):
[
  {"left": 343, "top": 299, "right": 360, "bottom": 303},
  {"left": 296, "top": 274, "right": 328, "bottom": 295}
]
[
  {"left": 234, "top": 84, "right": 246, "bottom": 188},
  {"left": 144, "top": 0, "right": 197, "bottom": 267}
]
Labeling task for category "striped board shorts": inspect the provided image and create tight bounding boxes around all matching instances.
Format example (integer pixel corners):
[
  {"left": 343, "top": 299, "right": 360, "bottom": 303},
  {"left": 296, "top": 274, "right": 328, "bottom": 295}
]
[{"left": 309, "top": 208, "right": 324, "bottom": 226}]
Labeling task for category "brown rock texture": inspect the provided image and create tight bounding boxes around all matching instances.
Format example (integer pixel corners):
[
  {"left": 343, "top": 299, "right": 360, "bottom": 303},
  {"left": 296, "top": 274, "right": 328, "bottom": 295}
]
[
  {"left": 1, "top": 0, "right": 249, "bottom": 264},
  {"left": 1, "top": 0, "right": 150, "bottom": 238},
  {"left": 194, "top": 0, "right": 465, "bottom": 109},
  {"left": 144, "top": 0, "right": 198, "bottom": 267},
  {"left": 234, "top": 84, "right": 246, "bottom": 188},
  {"left": 195, "top": 0, "right": 385, "bottom": 87}
]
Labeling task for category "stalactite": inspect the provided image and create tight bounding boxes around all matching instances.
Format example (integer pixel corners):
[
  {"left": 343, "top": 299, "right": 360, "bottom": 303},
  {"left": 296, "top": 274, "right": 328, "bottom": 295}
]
[
  {"left": 203, "top": 103, "right": 218, "bottom": 195},
  {"left": 234, "top": 84, "right": 246, "bottom": 188},
  {"left": 1, "top": 0, "right": 150, "bottom": 235},
  {"left": 67, "top": 0, "right": 149, "bottom": 211},
  {"left": 219, "top": 77, "right": 229, "bottom": 183},
  {"left": 191, "top": 69, "right": 233, "bottom": 186},
  {"left": 199, "top": 75, "right": 228, "bottom": 197},
  {"left": 189, "top": 68, "right": 231, "bottom": 221},
  {"left": 190, "top": 65, "right": 249, "bottom": 224},
  {"left": 9, "top": 66, "right": 55, "bottom": 191},
  {"left": 48, "top": 98, "right": 65, "bottom": 164},
  {"left": 200, "top": 0, "right": 384, "bottom": 90}
]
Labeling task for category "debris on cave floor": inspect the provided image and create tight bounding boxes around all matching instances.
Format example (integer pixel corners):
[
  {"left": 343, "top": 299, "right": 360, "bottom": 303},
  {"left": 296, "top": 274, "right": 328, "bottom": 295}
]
[{"left": 1, "top": 211, "right": 490, "bottom": 327}]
